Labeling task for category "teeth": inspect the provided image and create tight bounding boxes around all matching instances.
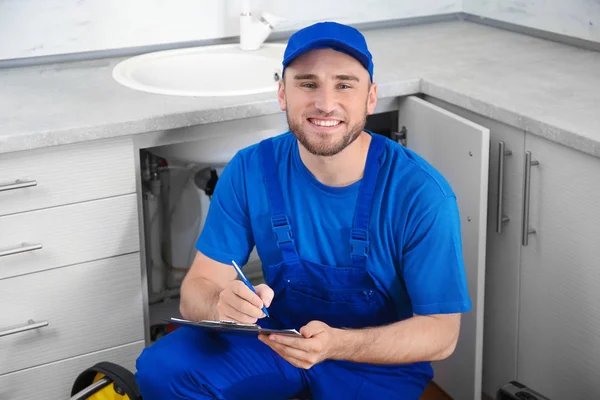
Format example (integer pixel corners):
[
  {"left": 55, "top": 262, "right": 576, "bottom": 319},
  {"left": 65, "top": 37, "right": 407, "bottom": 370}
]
[{"left": 311, "top": 119, "right": 341, "bottom": 127}]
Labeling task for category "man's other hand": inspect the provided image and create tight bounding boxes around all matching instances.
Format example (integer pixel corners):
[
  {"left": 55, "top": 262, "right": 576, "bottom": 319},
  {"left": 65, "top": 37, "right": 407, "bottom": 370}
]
[{"left": 258, "top": 321, "right": 339, "bottom": 369}]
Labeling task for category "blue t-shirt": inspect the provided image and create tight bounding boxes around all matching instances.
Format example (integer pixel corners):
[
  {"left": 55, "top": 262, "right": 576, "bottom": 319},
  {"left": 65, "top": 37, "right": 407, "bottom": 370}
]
[{"left": 196, "top": 131, "right": 471, "bottom": 319}]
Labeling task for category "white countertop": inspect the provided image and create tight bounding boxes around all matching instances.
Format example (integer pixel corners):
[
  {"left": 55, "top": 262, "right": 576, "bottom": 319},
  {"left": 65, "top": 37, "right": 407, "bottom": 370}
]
[{"left": 1, "top": 20, "right": 599, "bottom": 157}]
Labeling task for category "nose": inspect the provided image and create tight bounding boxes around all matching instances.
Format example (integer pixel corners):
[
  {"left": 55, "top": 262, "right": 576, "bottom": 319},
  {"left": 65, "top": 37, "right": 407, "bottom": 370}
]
[{"left": 313, "top": 87, "right": 337, "bottom": 115}]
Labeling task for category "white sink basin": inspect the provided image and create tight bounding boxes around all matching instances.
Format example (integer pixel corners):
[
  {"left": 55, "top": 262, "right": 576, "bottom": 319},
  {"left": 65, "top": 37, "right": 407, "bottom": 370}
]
[{"left": 112, "top": 43, "right": 286, "bottom": 97}]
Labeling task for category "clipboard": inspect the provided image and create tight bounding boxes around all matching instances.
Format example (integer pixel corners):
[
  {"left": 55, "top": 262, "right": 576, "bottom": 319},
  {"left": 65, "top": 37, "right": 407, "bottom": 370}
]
[{"left": 167, "top": 318, "right": 302, "bottom": 337}]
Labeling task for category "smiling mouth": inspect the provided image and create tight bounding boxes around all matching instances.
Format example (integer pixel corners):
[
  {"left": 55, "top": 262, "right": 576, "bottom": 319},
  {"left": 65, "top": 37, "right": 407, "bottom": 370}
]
[{"left": 308, "top": 118, "right": 343, "bottom": 128}]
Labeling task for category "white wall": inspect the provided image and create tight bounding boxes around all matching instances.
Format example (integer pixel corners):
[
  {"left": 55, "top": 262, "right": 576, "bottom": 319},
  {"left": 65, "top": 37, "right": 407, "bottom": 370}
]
[
  {"left": 0, "top": 0, "right": 460, "bottom": 61},
  {"left": 4, "top": 0, "right": 598, "bottom": 62},
  {"left": 464, "top": 0, "right": 600, "bottom": 43}
]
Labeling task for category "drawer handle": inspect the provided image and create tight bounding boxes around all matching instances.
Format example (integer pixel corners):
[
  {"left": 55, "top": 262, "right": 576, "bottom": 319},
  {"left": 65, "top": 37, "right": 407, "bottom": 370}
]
[
  {"left": 0, "top": 242, "right": 43, "bottom": 257},
  {"left": 0, "top": 179, "right": 38, "bottom": 192},
  {"left": 0, "top": 319, "right": 49, "bottom": 337}
]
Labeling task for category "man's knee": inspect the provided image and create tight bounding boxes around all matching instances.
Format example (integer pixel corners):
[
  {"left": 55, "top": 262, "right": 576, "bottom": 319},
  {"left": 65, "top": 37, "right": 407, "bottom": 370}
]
[
  {"left": 134, "top": 328, "right": 302, "bottom": 399},
  {"left": 135, "top": 342, "right": 179, "bottom": 397},
  {"left": 134, "top": 332, "right": 216, "bottom": 399}
]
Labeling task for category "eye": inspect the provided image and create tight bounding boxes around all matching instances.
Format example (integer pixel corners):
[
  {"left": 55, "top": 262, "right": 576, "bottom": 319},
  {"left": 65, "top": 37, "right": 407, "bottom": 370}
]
[
  {"left": 338, "top": 84, "right": 352, "bottom": 89},
  {"left": 301, "top": 82, "right": 316, "bottom": 89}
]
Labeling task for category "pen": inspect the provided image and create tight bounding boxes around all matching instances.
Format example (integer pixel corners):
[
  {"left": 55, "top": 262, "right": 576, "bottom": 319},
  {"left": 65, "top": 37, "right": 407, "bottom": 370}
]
[{"left": 231, "top": 260, "right": 270, "bottom": 318}]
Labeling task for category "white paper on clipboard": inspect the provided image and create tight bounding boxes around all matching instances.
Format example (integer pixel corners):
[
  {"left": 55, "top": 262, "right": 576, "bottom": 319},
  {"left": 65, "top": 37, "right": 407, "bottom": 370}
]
[{"left": 167, "top": 318, "right": 302, "bottom": 337}]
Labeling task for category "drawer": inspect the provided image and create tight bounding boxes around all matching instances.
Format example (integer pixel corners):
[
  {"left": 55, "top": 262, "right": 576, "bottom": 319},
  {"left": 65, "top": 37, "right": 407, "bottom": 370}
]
[
  {"left": 0, "top": 340, "right": 144, "bottom": 400},
  {"left": 0, "top": 137, "right": 135, "bottom": 217},
  {"left": 0, "top": 253, "right": 144, "bottom": 375},
  {"left": 0, "top": 194, "right": 140, "bottom": 279}
]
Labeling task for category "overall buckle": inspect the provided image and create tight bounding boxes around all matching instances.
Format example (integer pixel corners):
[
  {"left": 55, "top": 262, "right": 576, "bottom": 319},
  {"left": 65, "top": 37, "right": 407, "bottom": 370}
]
[
  {"left": 350, "top": 228, "right": 369, "bottom": 257},
  {"left": 271, "top": 215, "right": 293, "bottom": 245}
]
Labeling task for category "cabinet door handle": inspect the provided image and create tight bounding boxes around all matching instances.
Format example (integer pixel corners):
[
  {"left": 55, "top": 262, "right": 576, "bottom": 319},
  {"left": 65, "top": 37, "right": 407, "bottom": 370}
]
[
  {"left": 522, "top": 151, "right": 539, "bottom": 246},
  {"left": 0, "top": 242, "right": 43, "bottom": 257},
  {"left": 496, "top": 141, "right": 512, "bottom": 233},
  {"left": 0, "top": 319, "right": 49, "bottom": 337},
  {"left": 0, "top": 179, "right": 37, "bottom": 192}
]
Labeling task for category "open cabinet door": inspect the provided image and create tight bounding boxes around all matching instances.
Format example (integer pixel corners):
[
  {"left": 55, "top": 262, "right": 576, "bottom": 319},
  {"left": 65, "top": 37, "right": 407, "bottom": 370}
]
[{"left": 397, "top": 96, "right": 490, "bottom": 400}]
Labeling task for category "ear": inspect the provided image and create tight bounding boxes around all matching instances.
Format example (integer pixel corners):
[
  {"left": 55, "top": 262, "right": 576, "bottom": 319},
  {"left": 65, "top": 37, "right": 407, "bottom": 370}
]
[
  {"left": 366, "top": 82, "right": 378, "bottom": 115},
  {"left": 277, "top": 80, "right": 286, "bottom": 111}
]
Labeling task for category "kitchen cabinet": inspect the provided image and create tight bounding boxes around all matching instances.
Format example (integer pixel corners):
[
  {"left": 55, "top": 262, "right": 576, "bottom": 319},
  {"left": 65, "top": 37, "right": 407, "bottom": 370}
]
[
  {"left": 517, "top": 132, "right": 600, "bottom": 400},
  {"left": 0, "top": 341, "right": 144, "bottom": 400},
  {"left": 0, "top": 194, "right": 140, "bottom": 279},
  {"left": 0, "top": 136, "right": 135, "bottom": 217},
  {"left": 398, "top": 96, "right": 490, "bottom": 400},
  {"left": 0, "top": 137, "right": 145, "bottom": 399},
  {"left": 425, "top": 96, "right": 526, "bottom": 399},
  {"left": 425, "top": 96, "right": 600, "bottom": 400},
  {"left": 0, "top": 253, "right": 144, "bottom": 375}
]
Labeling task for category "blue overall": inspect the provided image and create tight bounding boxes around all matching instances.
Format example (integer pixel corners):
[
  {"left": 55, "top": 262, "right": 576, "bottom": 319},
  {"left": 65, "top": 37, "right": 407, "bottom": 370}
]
[{"left": 135, "top": 134, "right": 433, "bottom": 399}]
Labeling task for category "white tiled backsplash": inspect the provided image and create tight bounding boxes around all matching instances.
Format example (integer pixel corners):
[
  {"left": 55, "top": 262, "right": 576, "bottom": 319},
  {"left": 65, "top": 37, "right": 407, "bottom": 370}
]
[{"left": 0, "top": 0, "right": 459, "bottom": 61}]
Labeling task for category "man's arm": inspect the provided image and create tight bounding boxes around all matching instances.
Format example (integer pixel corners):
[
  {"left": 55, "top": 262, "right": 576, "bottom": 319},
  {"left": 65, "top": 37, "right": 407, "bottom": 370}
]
[
  {"left": 261, "top": 313, "right": 460, "bottom": 369},
  {"left": 179, "top": 251, "right": 237, "bottom": 322},
  {"left": 330, "top": 313, "right": 461, "bottom": 363}
]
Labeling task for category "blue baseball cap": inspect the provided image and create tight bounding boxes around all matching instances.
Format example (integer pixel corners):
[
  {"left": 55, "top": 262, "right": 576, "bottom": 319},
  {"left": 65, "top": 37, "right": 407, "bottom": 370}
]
[{"left": 282, "top": 21, "right": 374, "bottom": 81}]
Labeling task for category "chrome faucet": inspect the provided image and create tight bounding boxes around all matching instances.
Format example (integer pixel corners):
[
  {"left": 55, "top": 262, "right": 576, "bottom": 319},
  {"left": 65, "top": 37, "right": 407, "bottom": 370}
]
[{"left": 239, "top": 0, "right": 283, "bottom": 50}]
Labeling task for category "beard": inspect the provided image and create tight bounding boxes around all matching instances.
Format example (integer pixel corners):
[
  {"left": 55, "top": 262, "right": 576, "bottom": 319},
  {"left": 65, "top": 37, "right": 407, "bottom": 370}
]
[{"left": 287, "top": 106, "right": 368, "bottom": 157}]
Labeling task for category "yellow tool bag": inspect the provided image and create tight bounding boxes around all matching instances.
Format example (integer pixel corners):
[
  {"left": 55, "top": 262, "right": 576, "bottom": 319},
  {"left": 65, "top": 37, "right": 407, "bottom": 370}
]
[{"left": 70, "top": 362, "right": 141, "bottom": 400}]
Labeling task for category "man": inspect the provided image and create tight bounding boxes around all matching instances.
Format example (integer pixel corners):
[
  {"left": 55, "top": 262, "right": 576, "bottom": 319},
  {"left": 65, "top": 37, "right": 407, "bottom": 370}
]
[{"left": 135, "top": 21, "right": 471, "bottom": 400}]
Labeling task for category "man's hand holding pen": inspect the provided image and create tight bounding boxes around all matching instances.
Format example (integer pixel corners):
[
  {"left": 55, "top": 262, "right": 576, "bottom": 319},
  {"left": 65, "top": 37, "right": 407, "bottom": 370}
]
[{"left": 214, "top": 280, "right": 274, "bottom": 324}]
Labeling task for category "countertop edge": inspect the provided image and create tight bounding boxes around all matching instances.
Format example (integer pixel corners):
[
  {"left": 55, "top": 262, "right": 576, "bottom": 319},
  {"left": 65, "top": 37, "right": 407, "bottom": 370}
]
[
  {"left": 421, "top": 81, "right": 600, "bottom": 159},
  {"left": 1, "top": 77, "right": 598, "bottom": 160}
]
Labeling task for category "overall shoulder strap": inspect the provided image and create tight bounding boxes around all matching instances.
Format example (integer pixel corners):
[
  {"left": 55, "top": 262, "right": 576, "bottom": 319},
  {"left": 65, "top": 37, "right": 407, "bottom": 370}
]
[
  {"left": 258, "top": 138, "right": 300, "bottom": 262},
  {"left": 351, "top": 133, "right": 387, "bottom": 267}
]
